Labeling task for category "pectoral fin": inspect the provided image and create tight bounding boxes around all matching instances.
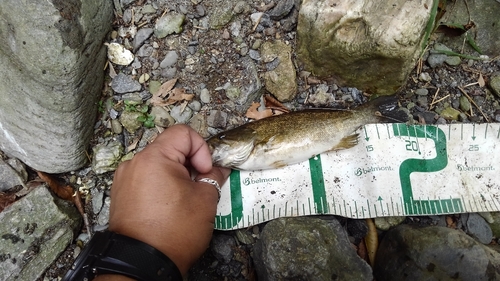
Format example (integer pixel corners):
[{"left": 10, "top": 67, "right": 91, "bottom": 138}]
[{"left": 329, "top": 133, "right": 359, "bottom": 151}]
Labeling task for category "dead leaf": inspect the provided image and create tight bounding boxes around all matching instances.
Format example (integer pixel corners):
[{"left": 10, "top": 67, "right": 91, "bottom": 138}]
[
  {"left": 37, "top": 171, "right": 74, "bottom": 201},
  {"left": 478, "top": 73, "right": 485, "bottom": 87},
  {"left": 0, "top": 192, "right": 16, "bottom": 212},
  {"left": 357, "top": 238, "right": 369, "bottom": 264},
  {"left": 108, "top": 62, "right": 117, "bottom": 79},
  {"left": 165, "top": 88, "right": 194, "bottom": 104},
  {"left": 157, "top": 78, "right": 178, "bottom": 98},
  {"left": 37, "top": 171, "right": 91, "bottom": 235},
  {"left": 245, "top": 102, "right": 274, "bottom": 120},
  {"left": 364, "top": 218, "right": 378, "bottom": 267},
  {"left": 264, "top": 94, "right": 290, "bottom": 113},
  {"left": 150, "top": 78, "right": 178, "bottom": 106}
]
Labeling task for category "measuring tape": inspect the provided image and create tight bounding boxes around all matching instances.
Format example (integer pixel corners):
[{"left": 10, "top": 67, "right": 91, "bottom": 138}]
[{"left": 214, "top": 123, "right": 500, "bottom": 230}]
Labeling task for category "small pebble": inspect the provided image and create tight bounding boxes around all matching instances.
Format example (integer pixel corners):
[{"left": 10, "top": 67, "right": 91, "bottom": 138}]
[
  {"left": 200, "top": 88, "right": 211, "bottom": 103},
  {"left": 419, "top": 72, "right": 432, "bottom": 82}
]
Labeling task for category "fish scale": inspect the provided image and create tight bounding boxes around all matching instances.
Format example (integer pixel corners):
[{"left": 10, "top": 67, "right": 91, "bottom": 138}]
[{"left": 208, "top": 96, "right": 401, "bottom": 170}]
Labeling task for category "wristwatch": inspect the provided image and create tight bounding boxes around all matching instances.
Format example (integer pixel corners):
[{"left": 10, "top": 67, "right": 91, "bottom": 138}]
[{"left": 62, "top": 230, "right": 182, "bottom": 281}]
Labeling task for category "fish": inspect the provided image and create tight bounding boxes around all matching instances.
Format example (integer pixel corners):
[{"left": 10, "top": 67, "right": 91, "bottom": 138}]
[{"left": 207, "top": 96, "right": 407, "bottom": 170}]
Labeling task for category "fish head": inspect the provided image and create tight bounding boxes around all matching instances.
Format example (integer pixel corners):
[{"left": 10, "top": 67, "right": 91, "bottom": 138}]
[{"left": 207, "top": 128, "right": 256, "bottom": 169}]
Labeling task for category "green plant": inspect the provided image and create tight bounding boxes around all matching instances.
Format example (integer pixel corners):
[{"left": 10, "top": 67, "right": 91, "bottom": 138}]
[
  {"left": 97, "top": 100, "right": 105, "bottom": 113},
  {"left": 123, "top": 100, "right": 155, "bottom": 128},
  {"left": 137, "top": 114, "right": 155, "bottom": 128}
]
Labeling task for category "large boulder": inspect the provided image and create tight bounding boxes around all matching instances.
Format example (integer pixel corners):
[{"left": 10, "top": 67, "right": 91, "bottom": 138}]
[
  {"left": 375, "top": 224, "right": 500, "bottom": 280},
  {"left": 0, "top": 0, "right": 113, "bottom": 173},
  {"left": 0, "top": 186, "right": 81, "bottom": 281},
  {"left": 253, "top": 217, "right": 372, "bottom": 281},
  {"left": 297, "top": 0, "right": 434, "bottom": 95},
  {"left": 438, "top": 0, "right": 500, "bottom": 57}
]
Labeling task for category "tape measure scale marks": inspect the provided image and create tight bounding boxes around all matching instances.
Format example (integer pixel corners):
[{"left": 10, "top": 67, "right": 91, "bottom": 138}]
[{"left": 215, "top": 123, "right": 500, "bottom": 230}]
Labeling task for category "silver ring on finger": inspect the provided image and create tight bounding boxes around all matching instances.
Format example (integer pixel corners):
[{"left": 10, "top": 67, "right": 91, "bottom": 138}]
[{"left": 197, "top": 178, "right": 221, "bottom": 202}]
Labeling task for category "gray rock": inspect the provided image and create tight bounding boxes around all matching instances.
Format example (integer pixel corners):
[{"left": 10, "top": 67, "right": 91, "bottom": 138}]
[
  {"left": 439, "top": 0, "right": 500, "bottom": 56},
  {"left": 154, "top": 13, "right": 185, "bottom": 38},
  {"left": 0, "top": 186, "right": 81, "bottom": 281},
  {"left": 207, "top": 110, "right": 228, "bottom": 128},
  {"left": 170, "top": 105, "right": 193, "bottom": 124},
  {"left": 419, "top": 72, "right": 432, "bottom": 82},
  {"left": 297, "top": 0, "right": 432, "bottom": 95},
  {"left": 150, "top": 106, "right": 175, "bottom": 127},
  {"left": 228, "top": 57, "right": 262, "bottom": 110},
  {"left": 488, "top": 212, "right": 500, "bottom": 238},
  {"left": 235, "top": 229, "right": 255, "bottom": 245},
  {"left": 96, "top": 197, "right": 111, "bottom": 226},
  {"left": 308, "top": 84, "right": 334, "bottom": 106},
  {"left": 262, "top": 40, "right": 296, "bottom": 102},
  {"left": 489, "top": 72, "right": 500, "bottom": 98},
  {"left": 0, "top": 159, "right": 26, "bottom": 192},
  {"left": 249, "top": 49, "right": 261, "bottom": 61},
  {"left": 91, "top": 187, "right": 104, "bottom": 215},
  {"left": 161, "top": 67, "right": 177, "bottom": 79},
  {"left": 374, "top": 225, "right": 500, "bottom": 281},
  {"left": 121, "top": 92, "right": 144, "bottom": 104},
  {"left": 463, "top": 213, "right": 493, "bottom": 244},
  {"left": 188, "top": 100, "right": 202, "bottom": 112},
  {"left": 91, "top": 141, "right": 124, "bottom": 174},
  {"left": 133, "top": 28, "right": 153, "bottom": 51},
  {"left": 445, "top": 56, "right": 461, "bottom": 66},
  {"left": 208, "top": 0, "right": 235, "bottom": 29},
  {"left": 0, "top": 0, "right": 113, "bottom": 173},
  {"left": 374, "top": 216, "right": 406, "bottom": 231},
  {"left": 200, "top": 88, "right": 211, "bottom": 103},
  {"left": 119, "top": 111, "right": 143, "bottom": 133},
  {"left": 211, "top": 234, "right": 235, "bottom": 264},
  {"left": 267, "top": 0, "right": 295, "bottom": 20},
  {"left": 459, "top": 95, "right": 472, "bottom": 112},
  {"left": 415, "top": 88, "right": 429, "bottom": 96},
  {"left": 254, "top": 217, "right": 372, "bottom": 281},
  {"left": 136, "top": 44, "right": 154, "bottom": 57},
  {"left": 160, "top": 51, "right": 179, "bottom": 68},
  {"left": 111, "top": 119, "right": 123, "bottom": 134},
  {"left": 188, "top": 113, "right": 209, "bottom": 138},
  {"left": 111, "top": 73, "right": 142, "bottom": 94},
  {"left": 427, "top": 53, "right": 448, "bottom": 68}
]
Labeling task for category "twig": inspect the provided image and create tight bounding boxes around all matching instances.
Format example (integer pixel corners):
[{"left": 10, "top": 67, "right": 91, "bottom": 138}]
[
  {"left": 430, "top": 94, "right": 450, "bottom": 110},
  {"left": 428, "top": 88, "right": 441, "bottom": 109},
  {"left": 73, "top": 191, "right": 92, "bottom": 236},
  {"left": 252, "top": 13, "right": 263, "bottom": 32},
  {"left": 458, "top": 86, "right": 490, "bottom": 122},
  {"left": 463, "top": 82, "right": 478, "bottom": 88}
]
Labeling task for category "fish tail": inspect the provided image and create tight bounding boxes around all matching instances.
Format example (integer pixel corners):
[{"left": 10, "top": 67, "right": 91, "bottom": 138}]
[{"left": 360, "top": 95, "right": 409, "bottom": 123}]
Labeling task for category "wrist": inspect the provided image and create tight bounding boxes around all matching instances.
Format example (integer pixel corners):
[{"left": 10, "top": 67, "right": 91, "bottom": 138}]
[{"left": 62, "top": 231, "right": 182, "bottom": 281}]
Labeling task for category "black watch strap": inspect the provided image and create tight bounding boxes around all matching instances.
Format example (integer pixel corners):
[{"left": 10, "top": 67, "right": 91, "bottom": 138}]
[{"left": 62, "top": 231, "right": 182, "bottom": 281}]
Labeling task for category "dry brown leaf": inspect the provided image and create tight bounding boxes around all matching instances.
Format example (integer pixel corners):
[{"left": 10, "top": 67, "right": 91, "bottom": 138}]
[
  {"left": 165, "top": 88, "right": 195, "bottom": 105},
  {"left": 127, "top": 138, "right": 140, "bottom": 152},
  {"left": 264, "top": 94, "right": 290, "bottom": 113},
  {"left": 157, "top": 78, "right": 177, "bottom": 98},
  {"left": 0, "top": 192, "right": 16, "bottom": 213},
  {"left": 478, "top": 73, "right": 485, "bottom": 87},
  {"left": 364, "top": 218, "right": 378, "bottom": 268},
  {"left": 357, "top": 238, "right": 369, "bottom": 264},
  {"left": 150, "top": 78, "right": 178, "bottom": 106},
  {"left": 245, "top": 102, "right": 274, "bottom": 120},
  {"left": 37, "top": 171, "right": 74, "bottom": 201}
]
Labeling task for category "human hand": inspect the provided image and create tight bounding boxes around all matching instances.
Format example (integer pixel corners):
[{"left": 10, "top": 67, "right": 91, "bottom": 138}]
[{"left": 102, "top": 124, "right": 231, "bottom": 277}]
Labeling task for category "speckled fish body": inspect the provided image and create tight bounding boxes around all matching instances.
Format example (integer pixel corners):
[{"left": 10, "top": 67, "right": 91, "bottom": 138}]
[{"left": 207, "top": 96, "right": 401, "bottom": 170}]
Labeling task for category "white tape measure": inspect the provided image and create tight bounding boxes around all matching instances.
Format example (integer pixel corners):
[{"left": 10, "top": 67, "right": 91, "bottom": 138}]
[{"left": 215, "top": 123, "right": 500, "bottom": 230}]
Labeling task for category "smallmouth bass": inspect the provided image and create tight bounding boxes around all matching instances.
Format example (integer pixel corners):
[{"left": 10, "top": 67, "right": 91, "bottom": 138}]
[{"left": 207, "top": 96, "right": 406, "bottom": 170}]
